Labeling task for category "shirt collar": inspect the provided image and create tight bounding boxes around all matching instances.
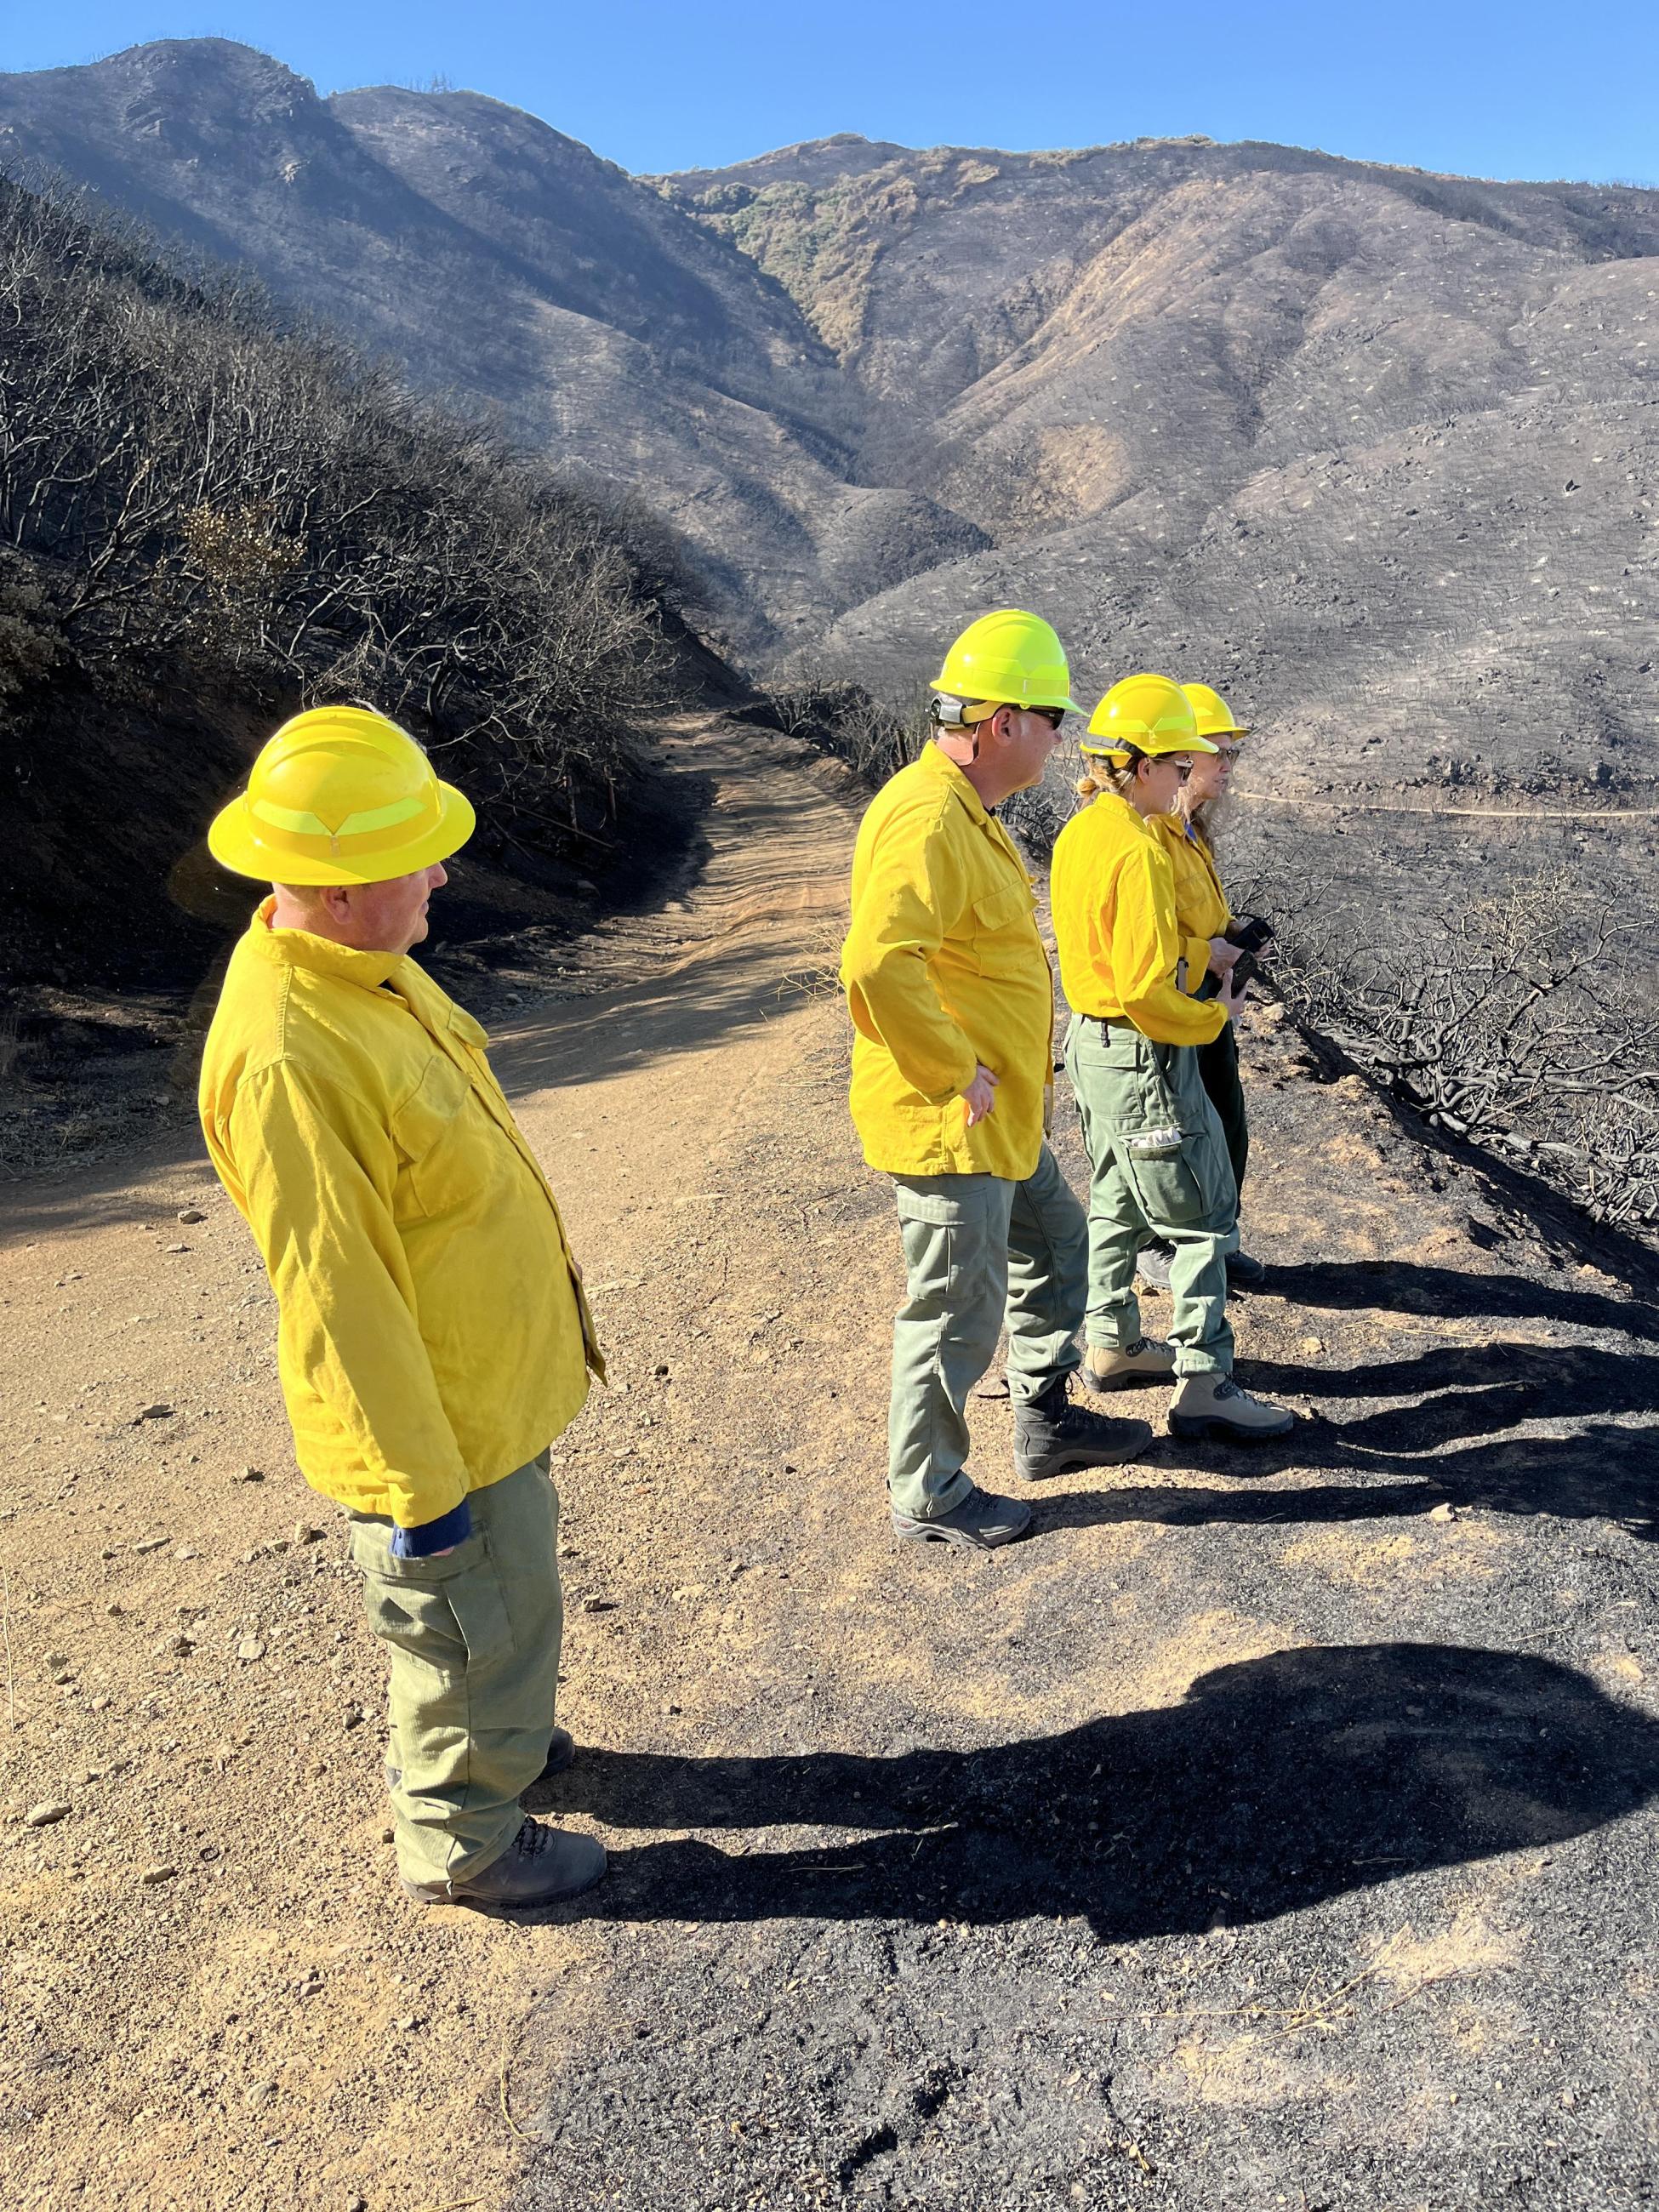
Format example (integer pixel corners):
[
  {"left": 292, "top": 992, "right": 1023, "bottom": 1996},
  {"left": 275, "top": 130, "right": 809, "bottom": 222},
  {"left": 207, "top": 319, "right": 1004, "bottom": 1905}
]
[
  {"left": 245, "top": 896, "right": 409, "bottom": 991},
  {"left": 920, "top": 739, "right": 994, "bottom": 830}
]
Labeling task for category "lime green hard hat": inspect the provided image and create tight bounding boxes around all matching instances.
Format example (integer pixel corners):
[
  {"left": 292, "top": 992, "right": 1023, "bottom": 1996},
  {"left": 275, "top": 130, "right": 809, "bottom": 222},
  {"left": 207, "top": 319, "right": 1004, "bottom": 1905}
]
[{"left": 931, "top": 609, "right": 1080, "bottom": 721}]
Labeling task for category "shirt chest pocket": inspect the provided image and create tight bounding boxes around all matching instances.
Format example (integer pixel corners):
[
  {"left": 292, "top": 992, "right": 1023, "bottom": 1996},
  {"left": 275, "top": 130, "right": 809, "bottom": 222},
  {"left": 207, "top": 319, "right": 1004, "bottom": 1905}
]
[
  {"left": 391, "top": 1054, "right": 487, "bottom": 1223},
  {"left": 968, "top": 879, "right": 1036, "bottom": 970}
]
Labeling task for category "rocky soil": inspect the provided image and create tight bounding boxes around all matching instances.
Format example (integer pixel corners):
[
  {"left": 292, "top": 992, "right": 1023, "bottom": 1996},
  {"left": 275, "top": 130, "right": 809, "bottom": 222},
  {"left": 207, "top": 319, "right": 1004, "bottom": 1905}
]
[{"left": 3, "top": 718, "right": 1656, "bottom": 2210}]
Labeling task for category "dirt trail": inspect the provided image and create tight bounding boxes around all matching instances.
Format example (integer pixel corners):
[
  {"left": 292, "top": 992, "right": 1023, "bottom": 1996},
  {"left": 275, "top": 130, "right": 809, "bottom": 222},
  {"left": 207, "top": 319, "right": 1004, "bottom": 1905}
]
[{"left": 4, "top": 716, "right": 1659, "bottom": 2212}]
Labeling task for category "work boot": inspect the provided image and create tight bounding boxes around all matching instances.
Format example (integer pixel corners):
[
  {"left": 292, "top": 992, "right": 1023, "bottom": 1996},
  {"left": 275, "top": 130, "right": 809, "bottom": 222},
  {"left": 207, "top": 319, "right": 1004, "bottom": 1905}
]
[
  {"left": 388, "top": 1725, "right": 576, "bottom": 1797},
  {"left": 892, "top": 1483, "right": 1033, "bottom": 1551},
  {"left": 1137, "top": 1240, "right": 1174, "bottom": 1291},
  {"left": 1227, "top": 1249, "right": 1267, "bottom": 1289},
  {"left": 1168, "top": 1374, "right": 1296, "bottom": 1441},
  {"left": 403, "top": 1817, "right": 607, "bottom": 1907},
  {"left": 1081, "top": 1338, "right": 1177, "bottom": 1392},
  {"left": 1013, "top": 1377, "right": 1153, "bottom": 1480}
]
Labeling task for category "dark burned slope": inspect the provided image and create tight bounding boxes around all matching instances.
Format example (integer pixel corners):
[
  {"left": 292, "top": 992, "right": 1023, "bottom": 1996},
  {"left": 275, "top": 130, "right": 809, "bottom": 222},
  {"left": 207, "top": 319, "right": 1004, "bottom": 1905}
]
[
  {"left": 657, "top": 138, "right": 1659, "bottom": 821},
  {"left": 0, "top": 42, "right": 981, "bottom": 661}
]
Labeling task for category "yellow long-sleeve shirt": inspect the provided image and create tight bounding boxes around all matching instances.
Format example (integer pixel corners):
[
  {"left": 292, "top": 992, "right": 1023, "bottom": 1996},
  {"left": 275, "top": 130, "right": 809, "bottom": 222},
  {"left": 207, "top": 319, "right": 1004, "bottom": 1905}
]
[
  {"left": 199, "top": 902, "right": 601, "bottom": 1529},
  {"left": 1050, "top": 790, "right": 1227, "bottom": 1047},
  {"left": 841, "top": 743, "right": 1052, "bottom": 1180},
  {"left": 1150, "top": 811, "right": 1233, "bottom": 994}
]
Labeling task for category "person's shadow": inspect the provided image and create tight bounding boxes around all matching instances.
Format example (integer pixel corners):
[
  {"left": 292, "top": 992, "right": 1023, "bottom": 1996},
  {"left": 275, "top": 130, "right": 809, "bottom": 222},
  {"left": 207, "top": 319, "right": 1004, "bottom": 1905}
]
[
  {"left": 1035, "top": 1261, "right": 1659, "bottom": 1541},
  {"left": 536, "top": 1643, "right": 1659, "bottom": 1938}
]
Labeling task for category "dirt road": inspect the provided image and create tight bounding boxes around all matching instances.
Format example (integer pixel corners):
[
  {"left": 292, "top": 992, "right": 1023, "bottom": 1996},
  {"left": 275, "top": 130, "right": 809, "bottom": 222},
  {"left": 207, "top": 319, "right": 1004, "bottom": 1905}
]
[{"left": 3, "top": 718, "right": 1657, "bottom": 2211}]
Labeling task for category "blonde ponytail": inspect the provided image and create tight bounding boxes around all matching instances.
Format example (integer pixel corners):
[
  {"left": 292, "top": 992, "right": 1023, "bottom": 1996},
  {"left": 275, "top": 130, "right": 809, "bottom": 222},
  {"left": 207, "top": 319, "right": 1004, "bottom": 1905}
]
[{"left": 1076, "top": 751, "right": 1139, "bottom": 801}]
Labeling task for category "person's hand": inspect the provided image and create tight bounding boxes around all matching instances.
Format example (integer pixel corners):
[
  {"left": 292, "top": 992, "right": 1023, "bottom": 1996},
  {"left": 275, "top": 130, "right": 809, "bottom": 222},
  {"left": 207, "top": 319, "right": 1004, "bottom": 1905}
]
[
  {"left": 961, "top": 1063, "right": 1000, "bottom": 1125},
  {"left": 1208, "top": 935, "right": 1243, "bottom": 974},
  {"left": 1217, "top": 967, "right": 1244, "bottom": 1021}
]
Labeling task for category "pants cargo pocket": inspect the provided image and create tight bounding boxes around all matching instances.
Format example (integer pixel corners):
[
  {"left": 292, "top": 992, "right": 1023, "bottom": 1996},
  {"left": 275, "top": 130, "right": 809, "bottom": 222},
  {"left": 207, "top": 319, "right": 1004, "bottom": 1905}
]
[{"left": 1121, "top": 1126, "right": 1213, "bottom": 1227}]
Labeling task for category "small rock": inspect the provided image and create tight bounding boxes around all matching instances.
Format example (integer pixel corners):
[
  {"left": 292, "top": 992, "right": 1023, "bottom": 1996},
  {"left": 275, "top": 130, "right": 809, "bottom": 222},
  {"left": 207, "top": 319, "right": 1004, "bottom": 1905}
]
[
  {"left": 105, "top": 1603, "right": 125, "bottom": 1617},
  {"left": 164, "top": 1242, "right": 191, "bottom": 1254},
  {"left": 90, "top": 1696, "right": 112, "bottom": 1713},
  {"left": 1428, "top": 1502, "right": 1459, "bottom": 1524},
  {"left": 237, "top": 1639, "right": 267, "bottom": 1663},
  {"left": 381, "top": 1827, "right": 395, "bottom": 1844},
  {"left": 176, "top": 1207, "right": 208, "bottom": 1225},
  {"left": 133, "top": 1405, "right": 174, "bottom": 1425},
  {"left": 232, "top": 1466, "right": 265, "bottom": 1485},
  {"left": 26, "top": 1800, "right": 71, "bottom": 1827},
  {"left": 653, "top": 1363, "right": 670, "bottom": 1378},
  {"left": 347, "top": 2196, "right": 368, "bottom": 2212},
  {"left": 293, "top": 1523, "right": 322, "bottom": 1546},
  {"left": 1299, "top": 1336, "right": 1325, "bottom": 1355},
  {"left": 173, "top": 1546, "right": 201, "bottom": 1562},
  {"left": 579, "top": 1595, "right": 615, "bottom": 1615},
  {"left": 661, "top": 1701, "right": 682, "bottom": 1715},
  {"left": 343, "top": 1706, "right": 365, "bottom": 1730},
  {"left": 157, "top": 1634, "right": 195, "bottom": 1659},
  {"left": 134, "top": 1536, "right": 169, "bottom": 1554},
  {"left": 140, "top": 1863, "right": 178, "bottom": 1886}
]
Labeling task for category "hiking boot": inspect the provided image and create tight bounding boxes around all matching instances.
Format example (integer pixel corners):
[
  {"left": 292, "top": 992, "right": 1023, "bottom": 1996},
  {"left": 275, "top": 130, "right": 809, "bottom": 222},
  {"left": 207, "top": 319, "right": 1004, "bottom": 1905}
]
[
  {"left": 388, "top": 1725, "right": 576, "bottom": 1799},
  {"left": 1013, "top": 1377, "right": 1153, "bottom": 1480},
  {"left": 403, "top": 1816, "right": 607, "bottom": 1908},
  {"left": 1137, "top": 1240, "right": 1174, "bottom": 1291},
  {"left": 1227, "top": 1249, "right": 1267, "bottom": 1289},
  {"left": 1081, "top": 1338, "right": 1177, "bottom": 1392},
  {"left": 1168, "top": 1374, "right": 1296, "bottom": 1441},
  {"left": 892, "top": 1483, "right": 1033, "bottom": 1550}
]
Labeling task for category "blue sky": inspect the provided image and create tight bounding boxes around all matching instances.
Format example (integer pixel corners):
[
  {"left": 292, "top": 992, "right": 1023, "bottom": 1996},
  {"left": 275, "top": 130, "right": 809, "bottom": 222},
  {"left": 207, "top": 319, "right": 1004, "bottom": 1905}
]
[{"left": 9, "top": 2, "right": 1658, "bottom": 184}]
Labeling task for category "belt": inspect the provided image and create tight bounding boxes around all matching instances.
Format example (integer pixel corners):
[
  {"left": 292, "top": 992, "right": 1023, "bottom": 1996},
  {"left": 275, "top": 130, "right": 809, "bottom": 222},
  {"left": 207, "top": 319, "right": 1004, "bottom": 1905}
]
[{"left": 1080, "top": 1012, "right": 1137, "bottom": 1029}]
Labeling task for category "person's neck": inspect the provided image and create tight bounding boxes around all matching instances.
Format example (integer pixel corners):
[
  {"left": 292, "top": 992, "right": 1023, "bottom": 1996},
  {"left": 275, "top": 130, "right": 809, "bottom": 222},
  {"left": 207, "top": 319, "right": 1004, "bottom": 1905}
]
[
  {"left": 269, "top": 890, "right": 388, "bottom": 953},
  {"left": 934, "top": 735, "right": 1015, "bottom": 811}
]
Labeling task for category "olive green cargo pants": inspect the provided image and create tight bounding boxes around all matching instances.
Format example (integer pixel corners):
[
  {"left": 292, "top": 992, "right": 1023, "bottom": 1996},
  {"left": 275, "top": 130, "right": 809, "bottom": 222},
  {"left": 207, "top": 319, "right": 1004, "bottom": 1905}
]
[
  {"left": 1194, "top": 975, "right": 1250, "bottom": 1200},
  {"left": 349, "top": 1451, "right": 561, "bottom": 1892},
  {"left": 887, "top": 1140, "right": 1088, "bottom": 1521},
  {"left": 1063, "top": 1016, "right": 1237, "bottom": 1375}
]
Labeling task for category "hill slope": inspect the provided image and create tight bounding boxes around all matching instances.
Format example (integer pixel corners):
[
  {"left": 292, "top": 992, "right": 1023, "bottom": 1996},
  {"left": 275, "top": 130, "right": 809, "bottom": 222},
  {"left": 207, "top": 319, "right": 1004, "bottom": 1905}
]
[
  {"left": 6, "top": 43, "right": 1659, "bottom": 830},
  {"left": 0, "top": 42, "right": 982, "bottom": 660},
  {"left": 658, "top": 136, "right": 1659, "bottom": 818}
]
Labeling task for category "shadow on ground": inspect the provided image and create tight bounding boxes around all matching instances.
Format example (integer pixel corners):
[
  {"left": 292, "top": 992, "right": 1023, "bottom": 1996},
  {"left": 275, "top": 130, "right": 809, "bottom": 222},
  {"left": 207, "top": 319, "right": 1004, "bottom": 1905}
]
[
  {"left": 541, "top": 1644, "right": 1659, "bottom": 1939},
  {"left": 1049, "top": 1257, "right": 1659, "bottom": 1541},
  {"left": 1263, "top": 1259, "right": 1657, "bottom": 1343}
]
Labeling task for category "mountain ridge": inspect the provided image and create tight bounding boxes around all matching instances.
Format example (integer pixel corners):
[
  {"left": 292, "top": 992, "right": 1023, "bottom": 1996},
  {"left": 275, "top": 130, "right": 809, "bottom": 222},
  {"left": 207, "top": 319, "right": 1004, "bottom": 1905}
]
[{"left": 3, "top": 37, "right": 1657, "bottom": 856}]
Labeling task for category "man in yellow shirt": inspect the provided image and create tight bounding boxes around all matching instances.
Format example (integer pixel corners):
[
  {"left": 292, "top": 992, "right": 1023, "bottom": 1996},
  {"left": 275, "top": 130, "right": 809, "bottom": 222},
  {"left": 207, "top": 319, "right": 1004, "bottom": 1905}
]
[
  {"left": 841, "top": 612, "right": 1153, "bottom": 1549},
  {"left": 198, "top": 706, "right": 607, "bottom": 1909}
]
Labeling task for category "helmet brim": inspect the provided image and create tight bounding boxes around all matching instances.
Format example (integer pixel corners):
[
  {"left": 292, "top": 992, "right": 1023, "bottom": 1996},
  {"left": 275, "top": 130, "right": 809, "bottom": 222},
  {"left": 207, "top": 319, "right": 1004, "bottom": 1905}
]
[
  {"left": 207, "top": 779, "right": 476, "bottom": 885},
  {"left": 1080, "top": 733, "right": 1219, "bottom": 759}
]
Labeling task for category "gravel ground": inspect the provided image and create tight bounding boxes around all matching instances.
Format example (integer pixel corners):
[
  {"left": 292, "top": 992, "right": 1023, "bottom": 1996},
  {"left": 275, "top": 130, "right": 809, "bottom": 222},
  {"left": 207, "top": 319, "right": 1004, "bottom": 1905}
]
[{"left": 3, "top": 719, "right": 1655, "bottom": 2211}]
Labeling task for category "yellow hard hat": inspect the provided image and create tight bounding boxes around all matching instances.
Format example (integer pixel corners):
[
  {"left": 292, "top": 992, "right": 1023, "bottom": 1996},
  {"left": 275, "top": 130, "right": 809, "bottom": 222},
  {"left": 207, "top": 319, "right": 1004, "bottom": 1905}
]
[
  {"left": 1179, "top": 681, "right": 1251, "bottom": 740},
  {"left": 208, "top": 705, "right": 476, "bottom": 886},
  {"left": 930, "top": 608, "right": 1080, "bottom": 721},
  {"left": 1082, "top": 673, "right": 1216, "bottom": 760}
]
